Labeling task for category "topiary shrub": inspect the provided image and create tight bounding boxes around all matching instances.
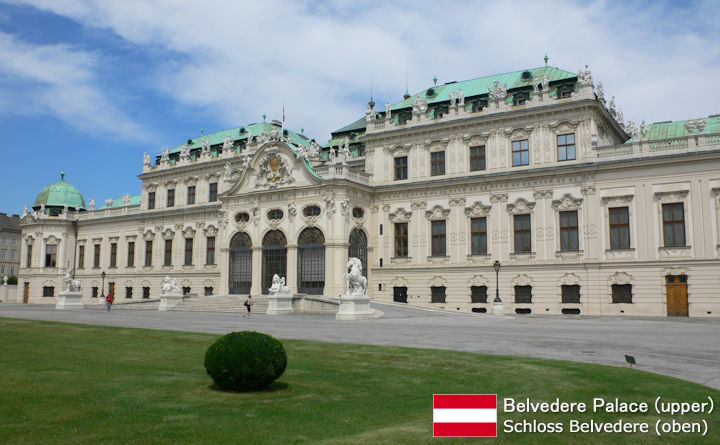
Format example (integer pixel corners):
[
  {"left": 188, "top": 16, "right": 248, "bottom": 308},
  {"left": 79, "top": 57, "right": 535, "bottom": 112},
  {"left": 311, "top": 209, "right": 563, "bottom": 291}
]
[
  {"left": 7, "top": 275, "right": 18, "bottom": 285},
  {"left": 204, "top": 331, "right": 287, "bottom": 391}
]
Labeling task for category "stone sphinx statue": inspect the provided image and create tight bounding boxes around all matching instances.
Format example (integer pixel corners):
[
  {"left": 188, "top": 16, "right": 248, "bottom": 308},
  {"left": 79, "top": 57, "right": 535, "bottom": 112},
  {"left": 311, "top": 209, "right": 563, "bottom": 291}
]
[
  {"left": 344, "top": 257, "right": 367, "bottom": 297},
  {"left": 161, "top": 275, "right": 181, "bottom": 296},
  {"left": 269, "top": 274, "right": 290, "bottom": 295},
  {"left": 60, "top": 268, "right": 82, "bottom": 293}
]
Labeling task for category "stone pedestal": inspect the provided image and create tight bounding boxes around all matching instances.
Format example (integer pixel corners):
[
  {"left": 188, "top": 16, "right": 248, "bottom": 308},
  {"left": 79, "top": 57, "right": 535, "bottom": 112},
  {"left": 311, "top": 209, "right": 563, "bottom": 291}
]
[
  {"left": 159, "top": 294, "right": 183, "bottom": 311},
  {"left": 0, "top": 284, "right": 8, "bottom": 303},
  {"left": 266, "top": 292, "right": 293, "bottom": 315},
  {"left": 492, "top": 301, "right": 505, "bottom": 317},
  {"left": 336, "top": 293, "right": 373, "bottom": 320},
  {"left": 56, "top": 291, "right": 84, "bottom": 310}
]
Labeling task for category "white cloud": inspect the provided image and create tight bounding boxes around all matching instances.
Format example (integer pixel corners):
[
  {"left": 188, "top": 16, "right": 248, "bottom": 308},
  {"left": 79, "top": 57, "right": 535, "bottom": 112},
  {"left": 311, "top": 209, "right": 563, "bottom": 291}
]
[
  {"left": 6, "top": 0, "right": 720, "bottom": 141},
  {"left": 0, "top": 31, "right": 150, "bottom": 142}
]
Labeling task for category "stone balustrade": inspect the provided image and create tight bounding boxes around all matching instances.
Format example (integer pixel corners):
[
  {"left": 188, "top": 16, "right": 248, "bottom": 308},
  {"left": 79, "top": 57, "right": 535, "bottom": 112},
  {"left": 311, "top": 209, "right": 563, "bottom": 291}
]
[{"left": 594, "top": 132, "right": 720, "bottom": 160}]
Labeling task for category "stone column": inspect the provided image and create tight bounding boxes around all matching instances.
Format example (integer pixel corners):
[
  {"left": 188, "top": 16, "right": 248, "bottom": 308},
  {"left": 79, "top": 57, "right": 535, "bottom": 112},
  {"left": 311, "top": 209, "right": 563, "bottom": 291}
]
[
  {"left": 250, "top": 246, "right": 262, "bottom": 296},
  {"left": 287, "top": 245, "right": 298, "bottom": 294}
]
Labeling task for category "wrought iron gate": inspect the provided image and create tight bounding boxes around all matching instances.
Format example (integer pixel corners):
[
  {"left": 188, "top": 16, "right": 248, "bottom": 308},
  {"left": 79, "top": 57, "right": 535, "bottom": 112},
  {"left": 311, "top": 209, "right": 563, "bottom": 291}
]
[
  {"left": 297, "top": 228, "right": 325, "bottom": 294},
  {"left": 348, "top": 228, "right": 368, "bottom": 277},
  {"left": 262, "top": 230, "right": 287, "bottom": 294},
  {"left": 229, "top": 232, "right": 252, "bottom": 294}
]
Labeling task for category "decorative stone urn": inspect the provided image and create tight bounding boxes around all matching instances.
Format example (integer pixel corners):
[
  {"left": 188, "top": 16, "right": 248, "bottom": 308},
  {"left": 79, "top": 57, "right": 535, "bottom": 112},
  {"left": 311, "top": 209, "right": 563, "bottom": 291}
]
[
  {"left": 158, "top": 276, "right": 183, "bottom": 311},
  {"left": 266, "top": 274, "right": 293, "bottom": 315},
  {"left": 56, "top": 269, "right": 84, "bottom": 310},
  {"left": 336, "top": 257, "right": 373, "bottom": 320}
]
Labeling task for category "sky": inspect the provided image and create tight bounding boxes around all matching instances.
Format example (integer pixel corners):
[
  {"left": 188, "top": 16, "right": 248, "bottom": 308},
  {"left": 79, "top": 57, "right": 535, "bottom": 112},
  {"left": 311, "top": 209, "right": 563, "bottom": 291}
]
[{"left": 0, "top": 0, "right": 718, "bottom": 216}]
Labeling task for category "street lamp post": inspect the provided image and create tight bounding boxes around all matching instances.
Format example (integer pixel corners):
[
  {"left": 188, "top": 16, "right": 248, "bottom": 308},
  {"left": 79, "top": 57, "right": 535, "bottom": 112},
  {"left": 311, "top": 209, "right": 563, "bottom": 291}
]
[
  {"left": 100, "top": 271, "right": 106, "bottom": 304},
  {"left": 492, "top": 260, "right": 504, "bottom": 316}
]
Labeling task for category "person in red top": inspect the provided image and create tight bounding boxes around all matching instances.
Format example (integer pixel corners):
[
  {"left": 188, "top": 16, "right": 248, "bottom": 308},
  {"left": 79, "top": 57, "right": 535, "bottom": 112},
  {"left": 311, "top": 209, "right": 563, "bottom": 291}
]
[{"left": 106, "top": 292, "right": 115, "bottom": 312}]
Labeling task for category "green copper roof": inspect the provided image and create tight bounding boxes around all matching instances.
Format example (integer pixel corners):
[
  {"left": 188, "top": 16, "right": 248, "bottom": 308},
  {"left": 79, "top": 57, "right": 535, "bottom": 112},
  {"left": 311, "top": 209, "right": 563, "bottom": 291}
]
[
  {"left": 168, "top": 122, "right": 311, "bottom": 155},
  {"left": 99, "top": 194, "right": 142, "bottom": 209},
  {"left": 627, "top": 116, "right": 720, "bottom": 142},
  {"left": 331, "top": 66, "right": 577, "bottom": 134},
  {"left": 34, "top": 172, "right": 86, "bottom": 210}
]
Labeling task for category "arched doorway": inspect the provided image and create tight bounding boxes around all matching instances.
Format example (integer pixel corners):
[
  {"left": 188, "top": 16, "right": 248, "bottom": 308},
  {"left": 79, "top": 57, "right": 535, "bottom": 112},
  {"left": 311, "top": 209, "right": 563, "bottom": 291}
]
[
  {"left": 297, "top": 228, "right": 325, "bottom": 294},
  {"left": 348, "top": 228, "right": 368, "bottom": 277},
  {"left": 229, "top": 232, "right": 252, "bottom": 294},
  {"left": 262, "top": 230, "right": 287, "bottom": 294}
]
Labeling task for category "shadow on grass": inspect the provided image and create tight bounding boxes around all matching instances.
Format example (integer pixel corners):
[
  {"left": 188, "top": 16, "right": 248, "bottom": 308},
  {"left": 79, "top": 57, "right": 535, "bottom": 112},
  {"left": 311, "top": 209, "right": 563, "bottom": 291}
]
[{"left": 207, "top": 380, "right": 289, "bottom": 394}]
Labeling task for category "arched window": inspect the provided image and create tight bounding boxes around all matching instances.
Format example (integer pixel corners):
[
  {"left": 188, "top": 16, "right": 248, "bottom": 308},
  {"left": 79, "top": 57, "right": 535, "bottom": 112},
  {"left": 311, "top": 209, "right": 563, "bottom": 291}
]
[
  {"left": 348, "top": 228, "right": 368, "bottom": 277},
  {"left": 229, "top": 232, "right": 252, "bottom": 294},
  {"left": 268, "top": 209, "right": 283, "bottom": 220},
  {"left": 262, "top": 230, "right": 287, "bottom": 293},
  {"left": 297, "top": 228, "right": 325, "bottom": 294},
  {"left": 303, "top": 205, "right": 321, "bottom": 217}
]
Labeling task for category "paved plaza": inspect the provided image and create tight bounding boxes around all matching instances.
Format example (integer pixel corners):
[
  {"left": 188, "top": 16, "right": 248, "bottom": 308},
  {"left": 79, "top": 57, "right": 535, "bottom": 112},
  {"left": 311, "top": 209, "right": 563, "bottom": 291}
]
[{"left": 1, "top": 302, "right": 719, "bottom": 390}]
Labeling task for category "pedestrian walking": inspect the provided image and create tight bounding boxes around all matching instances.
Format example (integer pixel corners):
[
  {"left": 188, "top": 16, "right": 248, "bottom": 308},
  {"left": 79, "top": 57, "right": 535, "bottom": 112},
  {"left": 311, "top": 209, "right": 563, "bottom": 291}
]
[
  {"left": 106, "top": 292, "right": 114, "bottom": 312},
  {"left": 243, "top": 295, "right": 253, "bottom": 318}
]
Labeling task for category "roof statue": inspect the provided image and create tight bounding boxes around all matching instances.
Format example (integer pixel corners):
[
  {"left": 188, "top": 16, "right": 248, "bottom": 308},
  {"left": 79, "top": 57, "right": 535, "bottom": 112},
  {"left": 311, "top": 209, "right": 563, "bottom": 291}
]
[
  {"left": 532, "top": 76, "right": 539, "bottom": 93},
  {"left": 626, "top": 120, "right": 637, "bottom": 138},
  {"left": 222, "top": 135, "right": 234, "bottom": 153},
  {"left": 596, "top": 81, "right": 606, "bottom": 104},
  {"left": 617, "top": 108, "right": 624, "bottom": 128},
  {"left": 577, "top": 65, "right": 594, "bottom": 87},
  {"left": 640, "top": 120, "right": 648, "bottom": 139},
  {"left": 385, "top": 101, "right": 391, "bottom": 120},
  {"left": 365, "top": 101, "right": 376, "bottom": 122},
  {"left": 696, "top": 118, "right": 707, "bottom": 133},
  {"left": 241, "top": 152, "right": 252, "bottom": 170},
  {"left": 88, "top": 199, "right": 95, "bottom": 211},
  {"left": 143, "top": 152, "right": 151, "bottom": 167},
  {"left": 449, "top": 91, "right": 457, "bottom": 108},
  {"left": 22, "top": 205, "right": 28, "bottom": 218},
  {"left": 105, "top": 198, "right": 113, "bottom": 207},
  {"left": 328, "top": 148, "right": 337, "bottom": 166},
  {"left": 180, "top": 144, "right": 190, "bottom": 161},
  {"left": 340, "top": 138, "right": 350, "bottom": 166},
  {"left": 246, "top": 130, "right": 254, "bottom": 145},
  {"left": 308, "top": 141, "right": 321, "bottom": 159},
  {"left": 542, "top": 74, "right": 549, "bottom": 93},
  {"left": 412, "top": 97, "right": 428, "bottom": 116},
  {"left": 488, "top": 81, "right": 508, "bottom": 101},
  {"left": 608, "top": 96, "right": 617, "bottom": 117},
  {"left": 160, "top": 147, "right": 170, "bottom": 164},
  {"left": 457, "top": 88, "right": 465, "bottom": 106},
  {"left": 122, "top": 194, "right": 131, "bottom": 207}
]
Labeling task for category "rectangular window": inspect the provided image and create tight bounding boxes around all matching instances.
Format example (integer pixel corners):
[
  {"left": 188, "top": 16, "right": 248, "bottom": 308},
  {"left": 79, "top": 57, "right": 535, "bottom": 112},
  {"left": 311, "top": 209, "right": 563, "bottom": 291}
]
[
  {"left": 1, "top": 250, "right": 5, "bottom": 260},
  {"left": 93, "top": 244, "right": 101, "bottom": 268},
  {"left": 394, "top": 156, "right": 408, "bottom": 180},
  {"left": 109, "top": 242, "right": 117, "bottom": 268},
  {"left": 164, "top": 239, "right": 172, "bottom": 266},
  {"left": 471, "top": 286, "right": 488, "bottom": 303},
  {"left": 184, "top": 238, "right": 193, "bottom": 266},
  {"left": 11, "top": 250, "right": 15, "bottom": 260},
  {"left": 127, "top": 241, "right": 135, "bottom": 267},
  {"left": 144, "top": 240, "right": 153, "bottom": 267},
  {"left": 0, "top": 265, "right": 3, "bottom": 274},
  {"left": 148, "top": 192, "right": 155, "bottom": 210},
  {"left": 431, "top": 286, "right": 446, "bottom": 303},
  {"left": 557, "top": 133, "right": 576, "bottom": 161},
  {"left": 430, "top": 151, "right": 445, "bottom": 176},
  {"left": 125, "top": 287, "right": 133, "bottom": 299},
  {"left": 209, "top": 183, "right": 218, "bottom": 202},
  {"left": 77, "top": 245, "right": 84, "bottom": 269},
  {"left": 561, "top": 285, "right": 581, "bottom": 303},
  {"left": 470, "top": 146, "right": 486, "bottom": 172},
  {"left": 514, "top": 285, "right": 532, "bottom": 303},
  {"left": 182, "top": 286, "right": 191, "bottom": 295},
  {"left": 143, "top": 287, "right": 150, "bottom": 299},
  {"left": 431, "top": 220, "right": 446, "bottom": 256},
  {"left": 10, "top": 265, "right": 14, "bottom": 274},
  {"left": 609, "top": 207, "right": 630, "bottom": 249},
  {"left": 26, "top": 244, "right": 32, "bottom": 268},
  {"left": 187, "top": 185, "right": 196, "bottom": 205},
  {"left": 92, "top": 286, "right": 98, "bottom": 298},
  {"left": 514, "top": 214, "right": 532, "bottom": 253},
  {"left": 512, "top": 140, "right": 529, "bottom": 166},
  {"left": 167, "top": 189, "right": 175, "bottom": 207},
  {"left": 206, "top": 236, "right": 216, "bottom": 265},
  {"left": 45, "top": 245, "right": 57, "bottom": 267},
  {"left": 612, "top": 284, "right": 632, "bottom": 303},
  {"left": 559, "top": 211, "right": 579, "bottom": 251},
  {"left": 662, "top": 203, "right": 685, "bottom": 247},
  {"left": 204, "top": 287, "right": 213, "bottom": 296},
  {"left": 470, "top": 217, "right": 487, "bottom": 255},
  {"left": 394, "top": 222, "right": 408, "bottom": 257},
  {"left": 43, "top": 286, "right": 55, "bottom": 297}
]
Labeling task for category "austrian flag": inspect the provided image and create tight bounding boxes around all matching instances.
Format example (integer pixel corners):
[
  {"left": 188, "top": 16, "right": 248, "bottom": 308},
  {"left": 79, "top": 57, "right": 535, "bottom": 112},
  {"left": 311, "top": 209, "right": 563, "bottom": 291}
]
[{"left": 433, "top": 394, "right": 497, "bottom": 437}]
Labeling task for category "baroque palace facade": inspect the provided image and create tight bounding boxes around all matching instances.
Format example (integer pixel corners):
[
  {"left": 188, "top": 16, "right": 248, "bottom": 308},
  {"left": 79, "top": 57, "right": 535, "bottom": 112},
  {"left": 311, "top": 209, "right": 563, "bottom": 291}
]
[{"left": 18, "top": 64, "right": 720, "bottom": 317}]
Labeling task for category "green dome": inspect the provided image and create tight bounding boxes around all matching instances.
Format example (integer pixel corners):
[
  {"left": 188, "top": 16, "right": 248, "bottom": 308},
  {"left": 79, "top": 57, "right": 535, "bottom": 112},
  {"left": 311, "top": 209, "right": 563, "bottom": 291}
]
[{"left": 34, "top": 171, "right": 86, "bottom": 211}]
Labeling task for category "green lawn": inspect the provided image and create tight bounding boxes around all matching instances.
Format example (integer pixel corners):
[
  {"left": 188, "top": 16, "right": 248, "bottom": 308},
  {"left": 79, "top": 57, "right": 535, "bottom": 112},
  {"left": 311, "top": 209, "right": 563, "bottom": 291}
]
[{"left": 0, "top": 318, "right": 718, "bottom": 444}]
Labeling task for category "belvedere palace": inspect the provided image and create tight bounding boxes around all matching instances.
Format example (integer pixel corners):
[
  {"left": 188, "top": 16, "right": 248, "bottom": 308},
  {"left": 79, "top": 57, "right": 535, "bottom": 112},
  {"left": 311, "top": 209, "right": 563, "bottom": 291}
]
[{"left": 16, "top": 64, "right": 720, "bottom": 317}]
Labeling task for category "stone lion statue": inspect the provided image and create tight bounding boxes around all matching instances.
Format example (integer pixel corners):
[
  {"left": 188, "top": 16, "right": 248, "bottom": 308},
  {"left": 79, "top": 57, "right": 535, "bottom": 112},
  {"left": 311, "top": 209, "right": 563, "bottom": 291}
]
[{"left": 345, "top": 257, "right": 367, "bottom": 296}]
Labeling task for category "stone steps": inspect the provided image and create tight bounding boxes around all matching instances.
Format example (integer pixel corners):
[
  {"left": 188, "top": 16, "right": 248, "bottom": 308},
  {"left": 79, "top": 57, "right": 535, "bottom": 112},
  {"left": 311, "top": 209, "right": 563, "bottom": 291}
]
[{"left": 169, "top": 296, "right": 268, "bottom": 313}]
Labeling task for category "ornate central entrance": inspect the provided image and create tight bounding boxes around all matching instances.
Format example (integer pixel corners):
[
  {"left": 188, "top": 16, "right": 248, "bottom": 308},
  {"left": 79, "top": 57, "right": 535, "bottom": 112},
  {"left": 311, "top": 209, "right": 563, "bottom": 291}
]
[
  {"left": 297, "top": 228, "right": 325, "bottom": 294},
  {"left": 262, "top": 230, "right": 287, "bottom": 294},
  {"left": 229, "top": 232, "right": 252, "bottom": 294}
]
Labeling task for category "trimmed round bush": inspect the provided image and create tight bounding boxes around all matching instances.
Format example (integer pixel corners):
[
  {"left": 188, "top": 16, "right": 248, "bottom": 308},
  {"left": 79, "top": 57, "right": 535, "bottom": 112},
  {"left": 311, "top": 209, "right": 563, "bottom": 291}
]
[{"left": 204, "top": 331, "right": 287, "bottom": 391}]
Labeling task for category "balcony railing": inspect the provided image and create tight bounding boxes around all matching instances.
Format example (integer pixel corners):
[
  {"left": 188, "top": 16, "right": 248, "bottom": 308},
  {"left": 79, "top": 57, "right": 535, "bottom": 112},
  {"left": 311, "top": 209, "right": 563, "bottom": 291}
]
[{"left": 594, "top": 132, "right": 719, "bottom": 160}]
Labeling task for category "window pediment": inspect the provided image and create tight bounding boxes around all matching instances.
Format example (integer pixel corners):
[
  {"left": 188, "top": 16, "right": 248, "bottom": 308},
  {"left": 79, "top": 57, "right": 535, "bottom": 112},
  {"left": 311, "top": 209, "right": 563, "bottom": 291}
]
[
  {"left": 654, "top": 190, "right": 689, "bottom": 203},
  {"left": 601, "top": 194, "right": 634, "bottom": 206},
  {"left": 425, "top": 204, "right": 450, "bottom": 220},
  {"left": 507, "top": 198, "right": 536, "bottom": 214},
  {"left": 389, "top": 207, "right": 412, "bottom": 223},
  {"left": 464, "top": 201, "right": 491, "bottom": 217},
  {"left": 609, "top": 271, "right": 633, "bottom": 285},
  {"left": 551, "top": 193, "right": 583, "bottom": 211}
]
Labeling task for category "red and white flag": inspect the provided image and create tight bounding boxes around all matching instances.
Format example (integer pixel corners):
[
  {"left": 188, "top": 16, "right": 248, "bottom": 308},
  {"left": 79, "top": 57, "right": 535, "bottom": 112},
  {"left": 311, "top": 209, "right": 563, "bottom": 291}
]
[{"left": 433, "top": 394, "right": 497, "bottom": 437}]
